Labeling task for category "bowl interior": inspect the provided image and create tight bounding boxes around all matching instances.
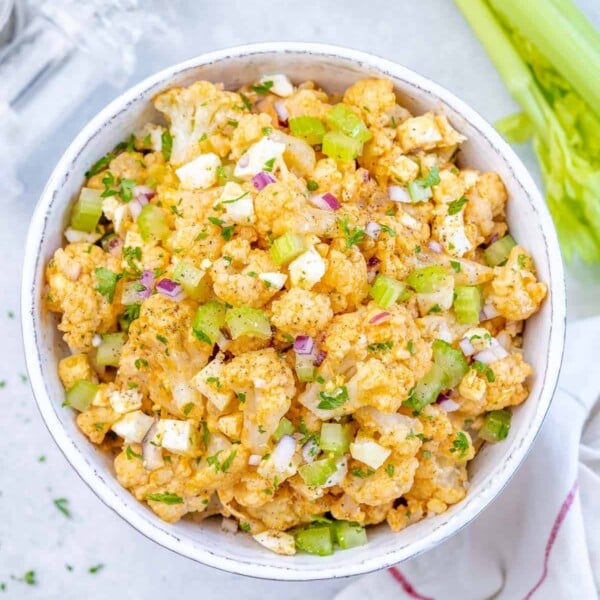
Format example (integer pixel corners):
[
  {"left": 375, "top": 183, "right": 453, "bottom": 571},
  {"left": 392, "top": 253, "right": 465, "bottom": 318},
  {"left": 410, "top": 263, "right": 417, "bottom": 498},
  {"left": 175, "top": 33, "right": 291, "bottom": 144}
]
[{"left": 24, "top": 44, "right": 564, "bottom": 580}]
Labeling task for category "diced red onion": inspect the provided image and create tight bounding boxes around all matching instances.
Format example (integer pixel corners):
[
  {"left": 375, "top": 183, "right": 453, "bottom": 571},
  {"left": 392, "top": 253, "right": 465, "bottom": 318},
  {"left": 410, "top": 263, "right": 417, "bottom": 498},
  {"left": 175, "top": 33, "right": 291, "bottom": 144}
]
[
  {"left": 367, "top": 270, "right": 376, "bottom": 284},
  {"left": 251, "top": 171, "right": 276, "bottom": 191},
  {"left": 438, "top": 396, "right": 460, "bottom": 412},
  {"left": 428, "top": 240, "right": 443, "bottom": 254},
  {"left": 473, "top": 340, "right": 508, "bottom": 365},
  {"left": 142, "top": 419, "right": 163, "bottom": 471},
  {"left": 365, "top": 221, "right": 381, "bottom": 239},
  {"left": 481, "top": 302, "right": 500, "bottom": 320},
  {"left": 107, "top": 236, "right": 123, "bottom": 256},
  {"left": 488, "top": 233, "right": 499, "bottom": 245},
  {"left": 310, "top": 192, "right": 341, "bottom": 211},
  {"left": 92, "top": 334, "right": 102, "bottom": 348},
  {"left": 294, "top": 335, "right": 315, "bottom": 356},
  {"left": 136, "top": 270, "right": 155, "bottom": 300},
  {"left": 237, "top": 154, "right": 249, "bottom": 168},
  {"left": 272, "top": 435, "right": 296, "bottom": 472},
  {"left": 496, "top": 331, "right": 512, "bottom": 351},
  {"left": 367, "top": 256, "right": 381, "bottom": 269},
  {"left": 369, "top": 311, "right": 391, "bottom": 325},
  {"left": 302, "top": 437, "right": 319, "bottom": 463},
  {"left": 156, "top": 278, "right": 185, "bottom": 301},
  {"left": 248, "top": 454, "right": 262, "bottom": 466},
  {"left": 221, "top": 517, "right": 238, "bottom": 533},
  {"left": 133, "top": 185, "right": 156, "bottom": 202},
  {"left": 274, "top": 100, "right": 289, "bottom": 125},
  {"left": 388, "top": 185, "right": 411, "bottom": 203},
  {"left": 459, "top": 337, "right": 475, "bottom": 356},
  {"left": 360, "top": 169, "right": 370, "bottom": 183},
  {"left": 313, "top": 349, "right": 327, "bottom": 367}
]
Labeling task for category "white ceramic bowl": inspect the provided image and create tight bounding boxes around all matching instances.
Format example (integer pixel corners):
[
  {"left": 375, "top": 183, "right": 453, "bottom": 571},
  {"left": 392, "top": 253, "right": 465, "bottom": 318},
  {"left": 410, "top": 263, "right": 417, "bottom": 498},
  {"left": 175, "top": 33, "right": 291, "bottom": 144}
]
[{"left": 22, "top": 42, "right": 566, "bottom": 580}]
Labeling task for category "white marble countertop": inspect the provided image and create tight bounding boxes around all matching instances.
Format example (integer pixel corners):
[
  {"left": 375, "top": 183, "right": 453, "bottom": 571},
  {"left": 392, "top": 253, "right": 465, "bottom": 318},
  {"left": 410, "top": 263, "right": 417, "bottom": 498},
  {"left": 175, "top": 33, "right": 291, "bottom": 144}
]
[{"left": 1, "top": 0, "right": 599, "bottom": 598}]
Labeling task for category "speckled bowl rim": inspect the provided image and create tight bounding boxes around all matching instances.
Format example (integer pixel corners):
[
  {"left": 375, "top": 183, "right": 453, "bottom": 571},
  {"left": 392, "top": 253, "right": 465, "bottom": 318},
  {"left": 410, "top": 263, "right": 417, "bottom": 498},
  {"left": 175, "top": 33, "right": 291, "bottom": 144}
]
[{"left": 21, "top": 42, "right": 566, "bottom": 581}]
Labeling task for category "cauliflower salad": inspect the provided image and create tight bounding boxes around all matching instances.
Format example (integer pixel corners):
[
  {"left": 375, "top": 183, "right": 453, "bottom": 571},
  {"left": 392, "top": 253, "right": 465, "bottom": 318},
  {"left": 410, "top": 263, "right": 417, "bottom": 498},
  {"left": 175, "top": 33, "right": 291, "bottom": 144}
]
[{"left": 45, "top": 74, "right": 547, "bottom": 557}]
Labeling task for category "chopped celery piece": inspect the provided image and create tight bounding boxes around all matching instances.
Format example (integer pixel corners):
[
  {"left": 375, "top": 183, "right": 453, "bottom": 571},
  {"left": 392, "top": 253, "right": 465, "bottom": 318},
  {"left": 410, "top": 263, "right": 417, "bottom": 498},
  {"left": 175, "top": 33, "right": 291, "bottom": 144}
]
[
  {"left": 319, "top": 423, "right": 351, "bottom": 455},
  {"left": 298, "top": 458, "right": 337, "bottom": 487},
  {"left": 407, "top": 265, "right": 448, "bottom": 293},
  {"left": 405, "top": 363, "right": 448, "bottom": 412},
  {"left": 432, "top": 339, "right": 469, "bottom": 387},
  {"left": 333, "top": 521, "right": 368, "bottom": 550},
  {"left": 70, "top": 188, "right": 103, "bottom": 232},
  {"left": 295, "top": 354, "right": 316, "bottom": 382},
  {"left": 326, "top": 104, "right": 372, "bottom": 143},
  {"left": 217, "top": 164, "right": 236, "bottom": 186},
  {"left": 295, "top": 525, "right": 333, "bottom": 556},
  {"left": 453, "top": 285, "right": 483, "bottom": 324},
  {"left": 483, "top": 235, "right": 516, "bottom": 266},
  {"left": 173, "top": 262, "right": 209, "bottom": 301},
  {"left": 322, "top": 131, "right": 362, "bottom": 161},
  {"left": 270, "top": 232, "right": 305, "bottom": 265},
  {"left": 192, "top": 300, "right": 227, "bottom": 345},
  {"left": 479, "top": 409, "right": 512, "bottom": 442},
  {"left": 137, "top": 205, "right": 170, "bottom": 242},
  {"left": 273, "top": 417, "right": 295, "bottom": 441},
  {"left": 96, "top": 333, "right": 126, "bottom": 367},
  {"left": 407, "top": 179, "right": 433, "bottom": 202},
  {"left": 65, "top": 380, "right": 99, "bottom": 412},
  {"left": 369, "top": 274, "right": 406, "bottom": 308},
  {"left": 225, "top": 306, "right": 272, "bottom": 339},
  {"left": 289, "top": 116, "right": 326, "bottom": 145}
]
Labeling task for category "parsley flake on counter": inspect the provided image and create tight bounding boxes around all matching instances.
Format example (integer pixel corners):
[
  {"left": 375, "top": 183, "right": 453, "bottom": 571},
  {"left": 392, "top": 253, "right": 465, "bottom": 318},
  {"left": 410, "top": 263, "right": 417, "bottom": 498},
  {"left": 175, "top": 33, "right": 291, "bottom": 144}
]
[{"left": 53, "top": 497, "right": 71, "bottom": 518}]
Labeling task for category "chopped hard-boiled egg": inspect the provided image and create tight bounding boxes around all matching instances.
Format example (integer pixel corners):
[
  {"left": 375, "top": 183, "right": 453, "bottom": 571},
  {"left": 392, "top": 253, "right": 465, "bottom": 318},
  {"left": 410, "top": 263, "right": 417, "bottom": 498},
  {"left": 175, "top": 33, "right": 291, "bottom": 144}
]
[
  {"left": 192, "top": 357, "right": 233, "bottom": 411},
  {"left": 220, "top": 182, "right": 255, "bottom": 224},
  {"left": 176, "top": 153, "right": 221, "bottom": 189},
  {"left": 436, "top": 212, "right": 473, "bottom": 257},
  {"left": 154, "top": 419, "right": 196, "bottom": 456},
  {"left": 234, "top": 138, "right": 286, "bottom": 179},
  {"left": 64, "top": 228, "right": 102, "bottom": 244},
  {"left": 111, "top": 410, "right": 154, "bottom": 443},
  {"left": 260, "top": 74, "right": 294, "bottom": 97},
  {"left": 109, "top": 388, "right": 143, "bottom": 414},
  {"left": 350, "top": 434, "right": 391, "bottom": 470},
  {"left": 253, "top": 531, "right": 296, "bottom": 555},
  {"left": 258, "top": 272, "right": 287, "bottom": 290},
  {"left": 288, "top": 248, "right": 326, "bottom": 289}
]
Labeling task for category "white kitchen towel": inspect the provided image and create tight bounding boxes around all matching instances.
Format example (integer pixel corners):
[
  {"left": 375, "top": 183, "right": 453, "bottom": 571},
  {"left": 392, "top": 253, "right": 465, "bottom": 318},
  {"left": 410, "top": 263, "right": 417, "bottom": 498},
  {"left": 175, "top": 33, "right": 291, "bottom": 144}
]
[{"left": 337, "top": 316, "right": 600, "bottom": 600}]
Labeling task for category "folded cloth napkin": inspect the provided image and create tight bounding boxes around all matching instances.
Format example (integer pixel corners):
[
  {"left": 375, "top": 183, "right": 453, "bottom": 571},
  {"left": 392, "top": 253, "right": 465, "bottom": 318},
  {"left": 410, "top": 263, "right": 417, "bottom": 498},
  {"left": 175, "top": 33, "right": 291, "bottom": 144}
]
[{"left": 337, "top": 316, "right": 600, "bottom": 600}]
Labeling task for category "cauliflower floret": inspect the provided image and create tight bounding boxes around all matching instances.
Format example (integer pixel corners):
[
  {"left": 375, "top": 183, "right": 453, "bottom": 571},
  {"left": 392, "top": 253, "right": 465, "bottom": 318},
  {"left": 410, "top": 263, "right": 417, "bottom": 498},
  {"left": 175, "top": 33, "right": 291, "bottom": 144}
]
[
  {"left": 320, "top": 247, "right": 368, "bottom": 311},
  {"left": 45, "top": 243, "right": 121, "bottom": 352},
  {"left": 283, "top": 88, "right": 331, "bottom": 120},
  {"left": 58, "top": 354, "right": 96, "bottom": 390},
  {"left": 76, "top": 406, "right": 119, "bottom": 444},
  {"left": 176, "top": 153, "right": 221, "bottom": 190},
  {"left": 342, "top": 454, "right": 419, "bottom": 506},
  {"left": 433, "top": 209, "right": 474, "bottom": 257},
  {"left": 153, "top": 81, "right": 242, "bottom": 165},
  {"left": 389, "top": 155, "right": 420, "bottom": 185},
  {"left": 431, "top": 169, "right": 465, "bottom": 205},
  {"left": 230, "top": 113, "right": 273, "bottom": 159},
  {"left": 343, "top": 78, "right": 397, "bottom": 127},
  {"left": 489, "top": 246, "right": 547, "bottom": 320},
  {"left": 210, "top": 239, "right": 280, "bottom": 307},
  {"left": 484, "top": 353, "right": 532, "bottom": 411},
  {"left": 134, "top": 123, "right": 165, "bottom": 152},
  {"left": 435, "top": 115, "right": 467, "bottom": 149},
  {"left": 270, "top": 288, "right": 333, "bottom": 337},
  {"left": 253, "top": 174, "right": 336, "bottom": 239},
  {"left": 457, "top": 368, "right": 488, "bottom": 414},
  {"left": 117, "top": 294, "right": 211, "bottom": 417},
  {"left": 107, "top": 151, "right": 147, "bottom": 184},
  {"left": 224, "top": 349, "right": 296, "bottom": 453}
]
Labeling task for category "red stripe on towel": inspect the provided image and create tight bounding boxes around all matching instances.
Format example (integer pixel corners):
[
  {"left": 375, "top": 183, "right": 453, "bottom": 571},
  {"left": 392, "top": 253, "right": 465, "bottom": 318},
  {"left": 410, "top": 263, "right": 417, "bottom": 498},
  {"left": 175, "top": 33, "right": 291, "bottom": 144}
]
[
  {"left": 523, "top": 480, "right": 579, "bottom": 600},
  {"left": 389, "top": 566, "right": 434, "bottom": 600}
]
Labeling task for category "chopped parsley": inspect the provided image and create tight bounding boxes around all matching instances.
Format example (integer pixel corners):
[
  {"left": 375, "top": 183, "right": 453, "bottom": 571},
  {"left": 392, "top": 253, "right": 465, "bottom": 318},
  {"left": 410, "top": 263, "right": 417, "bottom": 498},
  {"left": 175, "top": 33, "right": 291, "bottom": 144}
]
[
  {"left": 123, "top": 246, "right": 142, "bottom": 274},
  {"left": 161, "top": 130, "right": 173, "bottom": 161},
  {"left": 428, "top": 304, "right": 442, "bottom": 314},
  {"left": 195, "top": 231, "right": 209, "bottom": 241},
  {"left": 251, "top": 80, "right": 274, "bottom": 95},
  {"left": 407, "top": 339, "right": 416, "bottom": 355},
  {"left": 450, "top": 432, "right": 470, "bottom": 459},
  {"left": 236, "top": 392, "right": 246, "bottom": 403},
  {"left": 222, "top": 191, "right": 249, "bottom": 205},
  {"left": 472, "top": 360, "right": 496, "bottom": 382},
  {"left": 85, "top": 151, "right": 115, "bottom": 178},
  {"left": 447, "top": 196, "right": 468, "bottom": 215},
  {"left": 367, "top": 340, "right": 394, "bottom": 353},
  {"left": 338, "top": 215, "right": 365, "bottom": 249},
  {"left": 88, "top": 564, "right": 105, "bottom": 574},
  {"left": 518, "top": 254, "right": 528, "bottom": 269},
  {"left": 156, "top": 334, "right": 168, "bottom": 345},
  {"left": 263, "top": 157, "right": 276, "bottom": 172},
  {"left": 307, "top": 179, "right": 319, "bottom": 191},
  {"left": 134, "top": 358, "right": 148, "bottom": 370},
  {"left": 170, "top": 205, "right": 184, "bottom": 218},
  {"left": 450, "top": 260, "right": 462, "bottom": 273},
  {"left": 118, "top": 179, "right": 136, "bottom": 202},
  {"left": 206, "top": 376, "right": 221, "bottom": 389},
  {"left": 317, "top": 386, "right": 348, "bottom": 410},
  {"left": 207, "top": 449, "right": 237, "bottom": 473},
  {"left": 352, "top": 467, "right": 375, "bottom": 478},
  {"left": 38, "top": 455, "right": 46, "bottom": 463},
  {"left": 420, "top": 165, "right": 441, "bottom": 187},
  {"left": 126, "top": 446, "right": 142, "bottom": 460},
  {"left": 53, "top": 497, "right": 71, "bottom": 518},
  {"left": 240, "top": 522, "right": 251, "bottom": 532},
  {"left": 19, "top": 571, "right": 37, "bottom": 586},
  {"left": 385, "top": 464, "right": 395, "bottom": 477},
  {"left": 262, "top": 126, "right": 273, "bottom": 136},
  {"left": 208, "top": 216, "right": 235, "bottom": 240},
  {"left": 146, "top": 492, "right": 184, "bottom": 505},
  {"left": 422, "top": 450, "right": 431, "bottom": 459},
  {"left": 182, "top": 402, "right": 194, "bottom": 416},
  {"left": 239, "top": 93, "right": 253, "bottom": 111},
  {"left": 379, "top": 224, "right": 396, "bottom": 237},
  {"left": 94, "top": 268, "right": 119, "bottom": 303},
  {"left": 227, "top": 119, "right": 239, "bottom": 128}
]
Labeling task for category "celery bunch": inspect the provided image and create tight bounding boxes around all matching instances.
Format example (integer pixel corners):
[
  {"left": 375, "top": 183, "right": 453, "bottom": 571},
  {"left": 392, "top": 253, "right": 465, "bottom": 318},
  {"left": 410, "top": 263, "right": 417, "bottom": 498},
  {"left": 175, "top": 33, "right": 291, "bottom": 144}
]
[{"left": 455, "top": 0, "right": 600, "bottom": 263}]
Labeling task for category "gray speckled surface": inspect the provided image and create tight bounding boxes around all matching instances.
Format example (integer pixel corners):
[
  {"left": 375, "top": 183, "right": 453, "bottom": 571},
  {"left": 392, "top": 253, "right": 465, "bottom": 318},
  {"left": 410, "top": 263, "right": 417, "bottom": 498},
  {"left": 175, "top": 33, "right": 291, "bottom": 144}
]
[{"left": 1, "top": 1, "right": 599, "bottom": 598}]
